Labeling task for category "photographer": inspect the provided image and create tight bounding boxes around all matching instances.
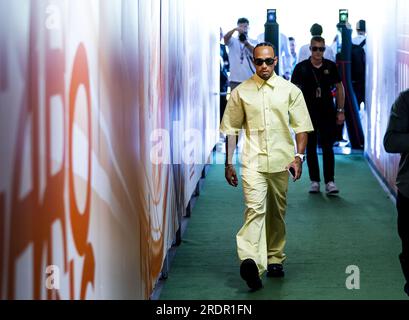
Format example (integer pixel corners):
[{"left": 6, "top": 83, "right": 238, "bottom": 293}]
[{"left": 224, "top": 17, "right": 256, "bottom": 91}]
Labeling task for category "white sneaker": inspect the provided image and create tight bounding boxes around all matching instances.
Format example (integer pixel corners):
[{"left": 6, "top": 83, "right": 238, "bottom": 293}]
[
  {"left": 309, "top": 181, "right": 320, "bottom": 193},
  {"left": 325, "top": 181, "right": 339, "bottom": 194}
]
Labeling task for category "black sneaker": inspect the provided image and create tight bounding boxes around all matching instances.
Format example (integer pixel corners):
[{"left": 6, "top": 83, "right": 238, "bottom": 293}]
[
  {"left": 240, "top": 259, "right": 262, "bottom": 290},
  {"left": 267, "top": 263, "right": 285, "bottom": 278}
]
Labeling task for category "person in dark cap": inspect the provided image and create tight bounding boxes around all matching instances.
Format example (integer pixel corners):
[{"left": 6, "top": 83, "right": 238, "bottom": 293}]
[
  {"left": 298, "top": 23, "right": 335, "bottom": 62},
  {"left": 352, "top": 19, "right": 366, "bottom": 48},
  {"left": 351, "top": 19, "right": 367, "bottom": 106}
]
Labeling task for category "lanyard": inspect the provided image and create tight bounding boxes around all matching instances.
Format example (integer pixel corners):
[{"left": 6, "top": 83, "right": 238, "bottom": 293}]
[{"left": 311, "top": 66, "right": 322, "bottom": 98}]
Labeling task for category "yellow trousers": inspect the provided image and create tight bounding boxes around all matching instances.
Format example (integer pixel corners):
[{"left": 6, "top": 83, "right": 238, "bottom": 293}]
[{"left": 237, "top": 169, "right": 289, "bottom": 276}]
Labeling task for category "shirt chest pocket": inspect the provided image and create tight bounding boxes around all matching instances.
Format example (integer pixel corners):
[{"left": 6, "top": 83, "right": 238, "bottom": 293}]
[
  {"left": 241, "top": 95, "right": 265, "bottom": 130},
  {"left": 265, "top": 95, "right": 289, "bottom": 131},
  {"left": 321, "top": 71, "right": 337, "bottom": 89},
  {"left": 241, "top": 90, "right": 289, "bottom": 131}
]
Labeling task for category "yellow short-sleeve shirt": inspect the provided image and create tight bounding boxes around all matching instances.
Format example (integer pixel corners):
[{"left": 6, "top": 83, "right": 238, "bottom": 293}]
[{"left": 220, "top": 73, "right": 314, "bottom": 173}]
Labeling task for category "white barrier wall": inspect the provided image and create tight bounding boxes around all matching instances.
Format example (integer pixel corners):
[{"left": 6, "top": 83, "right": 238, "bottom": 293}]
[
  {"left": 365, "top": 0, "right": 409, "bottom": 193},
  {"left": 0, "top": 0, "right": 219, "bottom": 299}
]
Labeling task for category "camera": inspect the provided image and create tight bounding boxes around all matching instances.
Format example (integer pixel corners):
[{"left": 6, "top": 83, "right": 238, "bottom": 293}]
[{"left": 239, "top": 33, "right": 247, "bottom": 42}]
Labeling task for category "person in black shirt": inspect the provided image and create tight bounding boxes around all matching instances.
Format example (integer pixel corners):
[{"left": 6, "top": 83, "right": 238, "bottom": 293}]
[
  {"left": 384, "top": 89, "right": 409, "bottom": 296},
  {"left": 291, "top": 36, "right": 345, "bottom": 194}
]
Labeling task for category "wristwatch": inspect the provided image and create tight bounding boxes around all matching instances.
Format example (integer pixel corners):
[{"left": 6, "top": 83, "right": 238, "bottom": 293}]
[
  {"left": 336, "top": 108, "right": 345, "bottom": 113},
  {"left": 295, "top": 153, "right": 305, "bottom": 163}
]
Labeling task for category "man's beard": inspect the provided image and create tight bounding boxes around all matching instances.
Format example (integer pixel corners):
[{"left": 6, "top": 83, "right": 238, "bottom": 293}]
[{"left": 258, "top": 72, "right": 272, "bottom": 80}]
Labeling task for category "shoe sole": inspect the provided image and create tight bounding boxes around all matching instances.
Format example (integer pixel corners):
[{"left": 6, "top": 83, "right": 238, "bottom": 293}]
[
  {"left": 240, "top": 259, "right": 262, "bottom": 290},
  {"left": 326, "top": 190, "right": 339, "bottom": 195}
]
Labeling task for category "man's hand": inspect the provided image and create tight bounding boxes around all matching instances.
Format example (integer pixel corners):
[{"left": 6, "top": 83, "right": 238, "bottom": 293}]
[
  {"left": 225, "top": 165, "right": 238, "bottom": 187},
  {"left": 236, "top": 26, "right": 245, "bottom": 34},
  {"left": 285, "top": 158, "right": 303, "bottom": 181},
  {"left": 336, "top": 111, "right": 345, "bottom": 125}
]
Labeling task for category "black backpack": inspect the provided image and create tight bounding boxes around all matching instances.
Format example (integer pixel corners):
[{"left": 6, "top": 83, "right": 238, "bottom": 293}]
[{"left": 351, "top": 39, "right": 366, "bottom": 82}]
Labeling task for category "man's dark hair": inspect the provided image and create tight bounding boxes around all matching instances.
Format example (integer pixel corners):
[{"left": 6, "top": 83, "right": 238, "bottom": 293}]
[
  {"left": 288, "top": 37, "right": 295, "bottom": 42},
  {"left": 253, "top": 42, "right": 276, "bottom": 57},
  {"left": 310, "top": 36, "right": 325, "bottom": 45},
  {"left": 237, "top": 17, "right": 249, "bottom": 25},
  {"left": 310, "top": 23, "right": 323, "bottom": 36}
]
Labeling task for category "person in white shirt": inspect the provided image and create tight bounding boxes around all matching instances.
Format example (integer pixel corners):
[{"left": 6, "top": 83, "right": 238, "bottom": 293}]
[
  {"left": 352, "top": 19, "right": 366, "bottom": 51},
  {"left": 298, "top": 23, "right": 335, "bottom": 63},
  {"left": 288, "top": 37, "right": 297, "bottom": 74},
  {"left": 224, "top": 17, "right": 257, "bottom": 91}
]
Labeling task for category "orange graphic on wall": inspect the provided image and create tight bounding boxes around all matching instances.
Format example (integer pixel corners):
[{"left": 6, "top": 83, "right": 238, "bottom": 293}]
[{"left": 6, "top": 27, "right": 95, "bottom": 298}]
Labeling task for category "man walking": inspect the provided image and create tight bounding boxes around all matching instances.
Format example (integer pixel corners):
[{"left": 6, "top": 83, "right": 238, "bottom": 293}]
[
  {"left": 291, "top": 36, "right": 345, "bottom": 194},
  {"left": 220, "top": 42, "right": 313, "bottom": 290}
]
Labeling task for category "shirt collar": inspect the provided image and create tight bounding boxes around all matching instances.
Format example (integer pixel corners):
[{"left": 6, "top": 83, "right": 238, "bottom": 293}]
[{"left": 252, "top": 72, "right": 277, "bottom": 90}]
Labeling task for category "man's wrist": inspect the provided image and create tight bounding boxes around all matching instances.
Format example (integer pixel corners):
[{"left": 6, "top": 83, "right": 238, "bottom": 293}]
[
  {"left": 295, "top": 153, "right": 305, "bottom": 163},
  {"left": 336, "top": 107, "right": 344, "bottom": 113}
]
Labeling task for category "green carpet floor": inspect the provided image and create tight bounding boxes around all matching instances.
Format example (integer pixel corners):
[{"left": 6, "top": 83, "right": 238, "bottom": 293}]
[{"left": 159, "top": 152, "right": 406, "bottom": 300}]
